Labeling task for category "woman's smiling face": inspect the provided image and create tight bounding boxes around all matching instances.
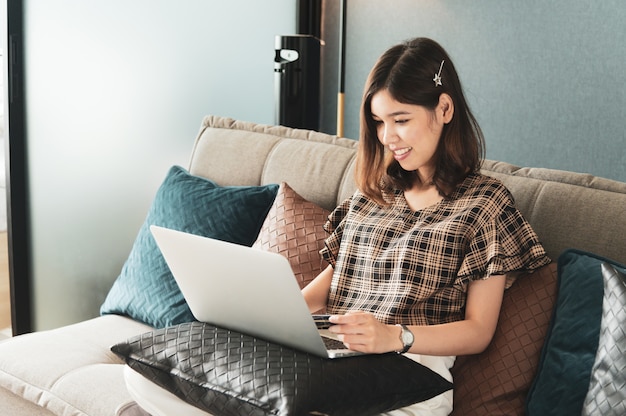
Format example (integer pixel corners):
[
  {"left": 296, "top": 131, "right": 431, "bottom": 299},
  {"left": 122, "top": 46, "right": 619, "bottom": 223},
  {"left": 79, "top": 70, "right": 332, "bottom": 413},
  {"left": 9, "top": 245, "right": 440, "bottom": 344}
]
[{"left": 370, "top": 89, "right": 448, "bottom": 182}]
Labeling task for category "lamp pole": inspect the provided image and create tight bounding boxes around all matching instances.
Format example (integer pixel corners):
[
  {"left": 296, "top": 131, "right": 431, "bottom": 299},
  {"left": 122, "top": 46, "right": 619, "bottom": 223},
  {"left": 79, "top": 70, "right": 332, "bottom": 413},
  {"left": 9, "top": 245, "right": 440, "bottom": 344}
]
[{"left": 336, "top": 0, "right": 347, "bottom": 137}]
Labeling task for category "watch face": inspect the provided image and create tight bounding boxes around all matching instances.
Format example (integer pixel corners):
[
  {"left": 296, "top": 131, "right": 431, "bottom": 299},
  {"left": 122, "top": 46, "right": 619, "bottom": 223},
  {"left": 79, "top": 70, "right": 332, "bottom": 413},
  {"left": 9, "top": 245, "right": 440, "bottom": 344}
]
[{"left": 402, "top": 325, "right": 414, "bottom": 346}]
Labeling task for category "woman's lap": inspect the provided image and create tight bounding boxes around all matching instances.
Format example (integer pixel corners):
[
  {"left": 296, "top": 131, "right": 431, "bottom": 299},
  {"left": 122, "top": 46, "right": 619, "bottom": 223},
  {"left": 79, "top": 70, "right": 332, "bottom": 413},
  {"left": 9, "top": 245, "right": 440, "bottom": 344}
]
[{"left": 380, "top": 354, "right": 455, "bottom": 416}]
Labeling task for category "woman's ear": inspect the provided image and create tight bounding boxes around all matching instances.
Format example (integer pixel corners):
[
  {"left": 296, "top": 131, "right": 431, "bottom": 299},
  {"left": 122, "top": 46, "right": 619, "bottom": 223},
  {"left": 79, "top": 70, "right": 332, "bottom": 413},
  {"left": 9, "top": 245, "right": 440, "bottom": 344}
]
[{"left": 438, "top": 93, "right": 454, "bottom": 124}]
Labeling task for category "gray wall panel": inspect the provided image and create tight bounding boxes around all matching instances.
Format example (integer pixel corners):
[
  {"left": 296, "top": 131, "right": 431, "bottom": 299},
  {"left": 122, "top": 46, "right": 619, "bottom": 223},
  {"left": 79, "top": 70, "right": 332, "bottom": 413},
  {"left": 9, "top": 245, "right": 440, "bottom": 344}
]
[{"left": 319, "top": 0, "right": 626, "bottom": 182}]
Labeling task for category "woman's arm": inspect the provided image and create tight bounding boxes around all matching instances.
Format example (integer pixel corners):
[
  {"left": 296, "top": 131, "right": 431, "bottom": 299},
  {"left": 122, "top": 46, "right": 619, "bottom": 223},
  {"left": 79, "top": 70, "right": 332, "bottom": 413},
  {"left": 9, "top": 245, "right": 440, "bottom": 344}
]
[
  {"left": 301, "top": 265, "right": 334, "bottom": 313},
  {"left": 328, "top": 274, "right": 507, "bottom": 356}
]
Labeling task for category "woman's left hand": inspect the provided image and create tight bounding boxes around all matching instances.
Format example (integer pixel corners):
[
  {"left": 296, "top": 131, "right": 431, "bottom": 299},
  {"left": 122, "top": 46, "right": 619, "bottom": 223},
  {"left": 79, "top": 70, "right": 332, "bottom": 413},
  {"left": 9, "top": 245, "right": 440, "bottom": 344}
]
[{"left": 327, "top": 311, "right": 401, "bottom": 354}]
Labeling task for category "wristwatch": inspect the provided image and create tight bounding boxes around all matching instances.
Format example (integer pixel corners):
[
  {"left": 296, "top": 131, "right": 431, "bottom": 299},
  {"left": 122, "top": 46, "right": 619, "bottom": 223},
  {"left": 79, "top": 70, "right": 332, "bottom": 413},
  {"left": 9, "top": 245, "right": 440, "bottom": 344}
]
[{"left": 396, "top": 324, "right": 414, "bottom": 354}]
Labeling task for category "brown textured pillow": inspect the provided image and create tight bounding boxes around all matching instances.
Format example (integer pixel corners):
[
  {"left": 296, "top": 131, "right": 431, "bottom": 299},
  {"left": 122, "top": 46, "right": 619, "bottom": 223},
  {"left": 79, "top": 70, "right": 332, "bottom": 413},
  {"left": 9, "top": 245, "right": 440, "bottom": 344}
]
[
  {"left": 451, "top": 263, "right": 558, "bottom": 416},
  {"left": 253, "top": 182, "right": 330, "bottom": 289}
]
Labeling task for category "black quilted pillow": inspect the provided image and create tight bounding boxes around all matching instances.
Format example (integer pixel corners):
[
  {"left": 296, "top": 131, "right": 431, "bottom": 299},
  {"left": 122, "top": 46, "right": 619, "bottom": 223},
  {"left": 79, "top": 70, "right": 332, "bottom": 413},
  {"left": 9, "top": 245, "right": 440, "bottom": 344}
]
[{"left": 111, "top": 322, "right": 452, "bottom": 416}]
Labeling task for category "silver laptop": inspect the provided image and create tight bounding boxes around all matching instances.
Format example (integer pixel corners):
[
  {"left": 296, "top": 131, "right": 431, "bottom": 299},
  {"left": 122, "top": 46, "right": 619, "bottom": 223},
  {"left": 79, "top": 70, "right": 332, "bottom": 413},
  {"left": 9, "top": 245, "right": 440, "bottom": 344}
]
[{"left": 150, "top": 225, "right": 361, "bottom": 358}]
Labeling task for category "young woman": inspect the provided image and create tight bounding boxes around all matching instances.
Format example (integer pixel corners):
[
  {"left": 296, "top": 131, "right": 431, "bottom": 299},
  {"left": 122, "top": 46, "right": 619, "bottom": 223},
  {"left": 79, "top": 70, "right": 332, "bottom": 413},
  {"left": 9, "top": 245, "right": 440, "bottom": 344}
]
[{"left": 302, "top": 37, "right": 550, "bottom": 415}]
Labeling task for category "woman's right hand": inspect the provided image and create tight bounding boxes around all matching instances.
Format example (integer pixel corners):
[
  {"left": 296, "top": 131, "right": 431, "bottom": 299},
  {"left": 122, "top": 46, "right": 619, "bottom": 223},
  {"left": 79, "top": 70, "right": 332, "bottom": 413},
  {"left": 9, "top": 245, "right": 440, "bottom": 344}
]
[{"left": 327, "top": 311, "right": 403, "bottom": 354}]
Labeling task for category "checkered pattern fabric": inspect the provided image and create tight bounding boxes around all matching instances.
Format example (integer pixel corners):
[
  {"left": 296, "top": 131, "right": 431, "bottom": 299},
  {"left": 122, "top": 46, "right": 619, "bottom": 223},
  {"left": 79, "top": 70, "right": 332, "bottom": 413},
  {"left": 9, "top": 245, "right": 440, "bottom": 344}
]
[{"left": 321, "top": 173, "right": 550, "bottom": 325}]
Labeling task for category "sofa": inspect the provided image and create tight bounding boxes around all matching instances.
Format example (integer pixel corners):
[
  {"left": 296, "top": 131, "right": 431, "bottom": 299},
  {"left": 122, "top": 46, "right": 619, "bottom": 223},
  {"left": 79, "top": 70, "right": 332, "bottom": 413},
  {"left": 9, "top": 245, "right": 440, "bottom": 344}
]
[{"left": 0, "top": 115, "right": 625, "bottom": 416}]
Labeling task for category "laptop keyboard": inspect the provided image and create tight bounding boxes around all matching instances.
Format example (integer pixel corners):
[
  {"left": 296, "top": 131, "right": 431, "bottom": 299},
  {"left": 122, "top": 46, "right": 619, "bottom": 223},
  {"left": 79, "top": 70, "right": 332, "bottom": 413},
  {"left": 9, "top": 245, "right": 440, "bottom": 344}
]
[{"left": 322, "top": 336, "right": 348, "bottom": 350}]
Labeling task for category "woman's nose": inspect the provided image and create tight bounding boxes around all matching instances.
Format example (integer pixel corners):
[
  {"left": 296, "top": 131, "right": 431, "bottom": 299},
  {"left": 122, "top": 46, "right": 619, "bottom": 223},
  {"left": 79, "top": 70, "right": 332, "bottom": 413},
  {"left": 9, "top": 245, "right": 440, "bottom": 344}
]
[{"left": 379, "top": 124, "right": 395, "bottom": 144}]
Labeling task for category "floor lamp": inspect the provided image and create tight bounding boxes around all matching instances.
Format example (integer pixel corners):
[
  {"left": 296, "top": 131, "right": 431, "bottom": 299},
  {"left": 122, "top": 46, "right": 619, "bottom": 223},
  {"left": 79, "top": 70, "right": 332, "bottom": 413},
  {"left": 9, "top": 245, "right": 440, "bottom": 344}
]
[{"left": 336, "top": 0, "right": 347, "bottom": 137}]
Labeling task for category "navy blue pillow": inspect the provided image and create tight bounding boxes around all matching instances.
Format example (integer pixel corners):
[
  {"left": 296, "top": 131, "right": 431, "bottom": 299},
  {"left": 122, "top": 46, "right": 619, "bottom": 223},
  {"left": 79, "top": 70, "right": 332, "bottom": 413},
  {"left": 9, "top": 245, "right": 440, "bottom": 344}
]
[
  {"left": 100, "top": 166, "right": 278, "bottom": 328},
  {"left": 526, "top": 249, "right": 626, "bottom": 415}
]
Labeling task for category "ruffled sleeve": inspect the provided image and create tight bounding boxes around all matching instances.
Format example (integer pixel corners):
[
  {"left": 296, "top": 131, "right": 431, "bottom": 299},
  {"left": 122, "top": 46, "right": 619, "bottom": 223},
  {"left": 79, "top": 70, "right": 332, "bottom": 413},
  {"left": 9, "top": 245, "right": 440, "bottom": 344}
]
[{"left": 456, "top": 198, "right": 550, "bottom": 288}]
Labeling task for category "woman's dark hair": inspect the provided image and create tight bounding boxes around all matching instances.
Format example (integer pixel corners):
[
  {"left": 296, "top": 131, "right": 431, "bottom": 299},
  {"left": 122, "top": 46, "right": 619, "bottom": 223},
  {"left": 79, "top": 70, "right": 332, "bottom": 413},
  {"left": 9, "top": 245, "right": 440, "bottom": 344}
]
[{"left": 355, "top": 37, "right": 485, "bottom": 205}]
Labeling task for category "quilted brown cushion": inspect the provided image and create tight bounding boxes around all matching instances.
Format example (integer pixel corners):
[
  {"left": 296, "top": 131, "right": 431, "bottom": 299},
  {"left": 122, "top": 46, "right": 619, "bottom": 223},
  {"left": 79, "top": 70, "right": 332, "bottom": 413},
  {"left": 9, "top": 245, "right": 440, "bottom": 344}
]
[
  {"left": 253, "top": 182, "right": 330, "bottom": 289},
  {"left": 451, "top": 263, "right": 558, "bottom": 415}
]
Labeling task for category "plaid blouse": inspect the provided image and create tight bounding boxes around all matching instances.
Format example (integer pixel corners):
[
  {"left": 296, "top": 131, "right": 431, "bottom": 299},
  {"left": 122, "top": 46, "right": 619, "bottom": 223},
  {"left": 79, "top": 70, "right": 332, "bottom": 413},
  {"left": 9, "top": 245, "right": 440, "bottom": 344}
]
[{"left": 320, "top": 173, "right": 550, "bottom": 326}]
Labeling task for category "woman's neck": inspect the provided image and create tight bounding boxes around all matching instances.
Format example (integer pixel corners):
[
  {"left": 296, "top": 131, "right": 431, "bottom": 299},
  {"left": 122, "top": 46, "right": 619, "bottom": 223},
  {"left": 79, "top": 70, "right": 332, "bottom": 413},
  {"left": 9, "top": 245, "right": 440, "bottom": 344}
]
[{"left": 403, "top": 183, "right": 443, "bottom": 212}]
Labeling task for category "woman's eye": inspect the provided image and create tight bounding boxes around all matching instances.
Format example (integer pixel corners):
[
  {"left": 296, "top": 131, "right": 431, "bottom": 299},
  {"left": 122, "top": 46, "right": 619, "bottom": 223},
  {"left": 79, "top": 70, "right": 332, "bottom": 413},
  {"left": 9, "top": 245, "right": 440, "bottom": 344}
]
[{"left": 395, "top": 119, "right": 408, "bottom": 124}]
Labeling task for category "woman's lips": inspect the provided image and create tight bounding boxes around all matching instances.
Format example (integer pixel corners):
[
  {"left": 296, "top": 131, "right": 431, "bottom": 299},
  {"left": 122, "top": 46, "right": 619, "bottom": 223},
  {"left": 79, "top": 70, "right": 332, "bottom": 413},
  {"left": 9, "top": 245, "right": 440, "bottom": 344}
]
[{"left": 392, "top": 147, "right": 412, "bottom": 161}]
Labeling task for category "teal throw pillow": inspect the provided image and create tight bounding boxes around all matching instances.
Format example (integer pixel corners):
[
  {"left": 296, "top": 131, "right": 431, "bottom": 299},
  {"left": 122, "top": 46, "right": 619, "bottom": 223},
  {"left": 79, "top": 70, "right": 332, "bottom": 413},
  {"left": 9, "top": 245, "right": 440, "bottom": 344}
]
[
  {"left": 100, "top": 166, "right": 278, "bottom": 328},
  {"left": 526, "top": 249, "right": 626, "bottom": 416}
]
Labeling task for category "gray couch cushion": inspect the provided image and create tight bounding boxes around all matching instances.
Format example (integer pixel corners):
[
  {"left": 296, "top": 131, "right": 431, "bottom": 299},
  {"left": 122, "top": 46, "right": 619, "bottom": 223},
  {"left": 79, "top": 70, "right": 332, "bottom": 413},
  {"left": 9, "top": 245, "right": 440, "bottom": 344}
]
[
  {"left": 482, "top": 160, "right": 626, "bottom": 264},
  {"left": 189, "top": 115, "right": 358, "bottom": 211},
  {"left": 0, "top": 315, "right": 153, "bottom": 416},
  {"left": 0, "top": 388, "right": 55, "bottom": 416},
  {"left": 190, "top": 116, "right": 626, "bottom": 265}
]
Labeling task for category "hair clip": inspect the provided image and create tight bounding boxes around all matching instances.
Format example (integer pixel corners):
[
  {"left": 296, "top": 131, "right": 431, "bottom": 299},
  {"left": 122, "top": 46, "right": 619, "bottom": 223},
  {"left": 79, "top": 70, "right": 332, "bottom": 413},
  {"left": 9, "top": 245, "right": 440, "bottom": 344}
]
[{"left": 433, "top": 60, "right": 444, "bottom": 87}]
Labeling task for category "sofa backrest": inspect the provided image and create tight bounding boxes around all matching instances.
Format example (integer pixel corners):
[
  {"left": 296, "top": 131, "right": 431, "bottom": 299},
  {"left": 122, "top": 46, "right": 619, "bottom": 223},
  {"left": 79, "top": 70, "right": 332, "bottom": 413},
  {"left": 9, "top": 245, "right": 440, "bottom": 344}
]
[
  {"left": 189, "top": 116, "right": 626, "bottom": 265},
  {"left": 480, "top": 160, "right": 626, "bottom": 265},
  {"left": 188, "top": 115, "right": 358, "bottom": 211}
]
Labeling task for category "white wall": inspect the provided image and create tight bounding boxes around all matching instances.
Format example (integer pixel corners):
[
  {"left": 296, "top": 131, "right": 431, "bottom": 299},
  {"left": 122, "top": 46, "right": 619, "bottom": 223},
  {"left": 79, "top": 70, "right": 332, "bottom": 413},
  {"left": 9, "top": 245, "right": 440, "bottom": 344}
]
[{"left": 19, "top": 0, "right": 295, "bottom": 330}]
